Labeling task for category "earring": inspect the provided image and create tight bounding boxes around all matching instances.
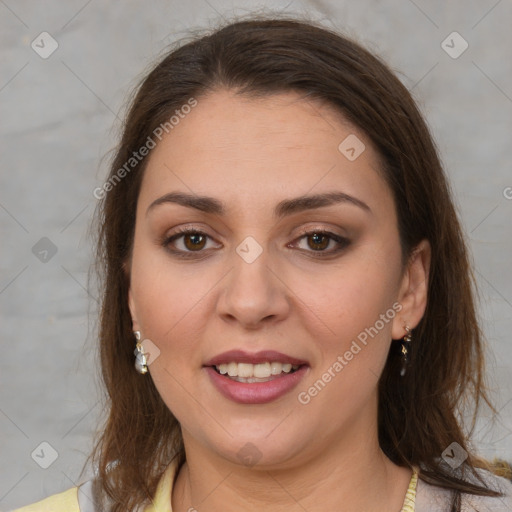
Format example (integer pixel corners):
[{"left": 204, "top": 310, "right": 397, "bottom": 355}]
[
  {"left": 133, "top": 330, "right": 148, "bottom": 374},
  {"left": 400, "top": 326, "right": 412, "bottom": 377}
]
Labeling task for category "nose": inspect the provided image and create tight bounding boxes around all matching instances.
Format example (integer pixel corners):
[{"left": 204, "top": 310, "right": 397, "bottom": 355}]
[{"left": 216, "top": 245, "right": 291, "bottom": 329}]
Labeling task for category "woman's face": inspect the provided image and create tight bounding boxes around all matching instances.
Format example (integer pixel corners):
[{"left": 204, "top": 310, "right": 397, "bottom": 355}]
[{"left": 128, "top": 89, "right": 429, "bottom": 469}]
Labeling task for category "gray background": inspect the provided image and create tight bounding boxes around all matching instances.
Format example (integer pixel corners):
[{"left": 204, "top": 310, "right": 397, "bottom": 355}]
[{"left": 1, "top": 0, "right": 511, "bottom": 509}]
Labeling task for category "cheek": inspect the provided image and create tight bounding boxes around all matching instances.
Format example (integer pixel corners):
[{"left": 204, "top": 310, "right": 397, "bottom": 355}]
[
  {"left": 129, "top": 243, "right": 209, "bottom": 361},
  {"left": 129, "top": 249, "right": 211, "bottom": 416},
  {"left": 299, "top": 244, "right": 401, "bottom": 346},
  {"left": 297, "top": 290, "right": 395, "bottom": 427},
  {"left": 292, "top": 241, "right": 401, "bottom": 407}
]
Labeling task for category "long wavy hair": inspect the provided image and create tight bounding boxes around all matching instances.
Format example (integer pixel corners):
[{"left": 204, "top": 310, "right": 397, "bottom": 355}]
[{"left": 84, "top": 15, "right": 510, "bottom": 511}]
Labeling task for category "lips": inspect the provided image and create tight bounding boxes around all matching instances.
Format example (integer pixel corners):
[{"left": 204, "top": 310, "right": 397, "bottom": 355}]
[
  {"left": 203, "top": 349, "right": 309, "bottom": 367},
  {"left": 203, "top": 349, "right": 310, "bottom": 404},
  {"left": 205, "top": 365, "right": 309, "bottom": 404}
]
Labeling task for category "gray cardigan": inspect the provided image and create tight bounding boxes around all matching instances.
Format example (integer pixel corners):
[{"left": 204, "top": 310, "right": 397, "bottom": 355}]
[{"left": 415, "top": 469, "right": 512, "bottom": 511}]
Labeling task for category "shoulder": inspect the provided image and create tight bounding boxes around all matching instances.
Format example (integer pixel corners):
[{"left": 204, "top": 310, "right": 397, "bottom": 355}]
[
  {"left": 415, "top": 468, "right": 512, "bottom": 512},
  {"left": 9, "top": 486, "right": 79, "bottom": 512},
  {"left": 462, "top": 469, "right": 512, "bottom": 511},
  {"left": 9, "top": 459, "right": 179, "bottom": 512}
]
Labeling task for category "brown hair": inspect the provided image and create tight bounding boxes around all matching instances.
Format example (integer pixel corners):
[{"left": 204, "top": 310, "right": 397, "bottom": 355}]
[{"left": 84, "top": 14, "right": 510, "bottom": 511}]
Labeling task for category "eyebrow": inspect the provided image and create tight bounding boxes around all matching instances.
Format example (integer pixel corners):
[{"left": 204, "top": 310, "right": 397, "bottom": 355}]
[{"left": 146, "top": 191, "right": 371, "bottom": 218}]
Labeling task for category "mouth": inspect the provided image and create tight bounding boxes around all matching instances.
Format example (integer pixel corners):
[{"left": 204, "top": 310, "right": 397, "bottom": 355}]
[
  {"left": 203, "top": 349, "right": 309, "bottom": 384},
  {"left": 204, "top": 362, "right": 309, "bottom": 404}
]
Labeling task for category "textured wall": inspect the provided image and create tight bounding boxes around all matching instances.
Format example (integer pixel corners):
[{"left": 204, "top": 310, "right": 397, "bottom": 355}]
[{"left": 1, "top": 0, "right": 511, "bottom": 509}]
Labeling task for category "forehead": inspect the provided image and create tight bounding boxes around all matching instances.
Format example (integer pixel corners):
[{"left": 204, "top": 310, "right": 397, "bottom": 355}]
[{"left": 137, "top": 89, "right": 392, "bottom": 219}]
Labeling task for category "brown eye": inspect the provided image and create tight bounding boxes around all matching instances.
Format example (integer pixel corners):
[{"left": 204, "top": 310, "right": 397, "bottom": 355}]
[
  {"left": 162, "top": 229, "right": 218, "bottom": 257},
  {"left": 292, "top": 229, "right": 351, "bottom": 256},
  {"left": 307, "top": 232, "right": 330, "bottom": 251},
  {"left": 183, "top": 233, "right": 207, "bottom": 251}
]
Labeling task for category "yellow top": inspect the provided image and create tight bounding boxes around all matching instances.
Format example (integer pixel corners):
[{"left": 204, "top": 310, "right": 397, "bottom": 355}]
[
  {"left": 11, "top": 486, "right": 80, "bottom": 512},
  {"left": 12, "top": 461, "right": 419, "bottom": 511},
  {"left": 401, "top": 469, "right": 418, "bottom": 512}
]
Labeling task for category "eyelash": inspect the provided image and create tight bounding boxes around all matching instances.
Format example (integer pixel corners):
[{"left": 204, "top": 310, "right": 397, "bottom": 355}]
[{"left": 161, "top": 226, "right": 351, "bottom": 259}]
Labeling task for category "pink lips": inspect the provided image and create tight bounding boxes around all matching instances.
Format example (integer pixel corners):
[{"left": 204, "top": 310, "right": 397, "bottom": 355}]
[
  {"left": 203, "top": 350, "right": 310, "bottom": 405},
  {"left": 203, "top": 349, "right": 308, "bottom": 367},
  {"left": 205, "top": 365, "right": 309, "bottom": 404}
]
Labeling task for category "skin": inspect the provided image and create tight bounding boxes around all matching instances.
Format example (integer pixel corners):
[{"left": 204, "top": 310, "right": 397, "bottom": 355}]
[{"left": 127, "top": 89, "right": 431, "bottom": 511}]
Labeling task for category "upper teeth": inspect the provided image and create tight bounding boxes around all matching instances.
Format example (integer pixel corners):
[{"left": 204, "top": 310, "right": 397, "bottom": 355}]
[{"left": 215, "top": 362, "right": 300, "bottom": 378}]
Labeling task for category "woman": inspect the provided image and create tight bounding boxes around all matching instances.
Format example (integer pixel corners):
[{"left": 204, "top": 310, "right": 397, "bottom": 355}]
[{"left": 14, "top": 16, "right": 512, "bottom": 512}]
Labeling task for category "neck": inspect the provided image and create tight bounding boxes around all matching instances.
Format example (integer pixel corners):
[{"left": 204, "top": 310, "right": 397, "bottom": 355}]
[{"left": 171, "top": 422, "right": 412, "bottom": 512}]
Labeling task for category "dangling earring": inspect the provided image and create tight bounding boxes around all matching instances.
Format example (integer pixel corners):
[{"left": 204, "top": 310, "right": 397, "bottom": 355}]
[
  {"left": 133, "top": 330, "right": 148, "bottom": 374},
  {"left": 400, "top": 326, "right": 412, "bottom": 377}
]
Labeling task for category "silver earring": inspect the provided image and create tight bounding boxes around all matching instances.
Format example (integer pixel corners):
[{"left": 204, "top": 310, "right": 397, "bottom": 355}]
[
  {"left": 133, "top": 331, "right": 148, "bottom": 374},
  {"left": 400, "top": 326, "right": 412, "bottom": 377}
]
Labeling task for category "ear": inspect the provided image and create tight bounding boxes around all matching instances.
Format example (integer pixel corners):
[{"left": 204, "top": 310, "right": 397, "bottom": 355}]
[
  {"left": 391, "top": 239, "right": 431, "bottom": 340},
  {"left": 128, "top": 286, "right": 141, "bottom": 333},
  {"left": 124, "top": 257, "right": 141, "bottom": 333}
]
